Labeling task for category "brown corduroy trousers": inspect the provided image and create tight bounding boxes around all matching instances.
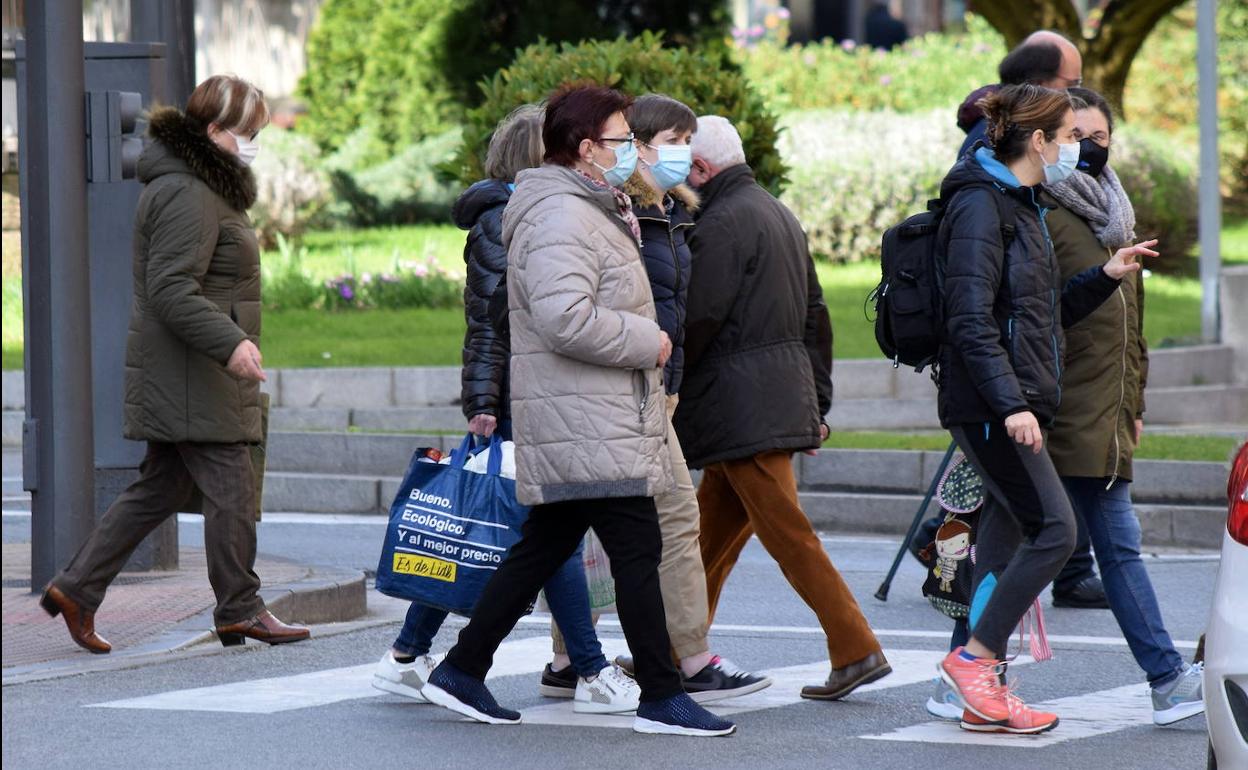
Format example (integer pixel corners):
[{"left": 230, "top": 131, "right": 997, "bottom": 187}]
[{"left": 698, "top": 450, "right": 881, "bottom": 668}]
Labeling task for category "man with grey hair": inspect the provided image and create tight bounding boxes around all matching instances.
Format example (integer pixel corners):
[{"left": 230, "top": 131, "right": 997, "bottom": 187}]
[{"left": 677, "top": 115, "right": 891, "bottom": 701}]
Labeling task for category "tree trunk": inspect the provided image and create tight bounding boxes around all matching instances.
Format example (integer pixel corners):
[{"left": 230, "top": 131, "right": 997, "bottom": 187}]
[{"left": 968, "top": 0, "right": 1189, "bottom": 113}]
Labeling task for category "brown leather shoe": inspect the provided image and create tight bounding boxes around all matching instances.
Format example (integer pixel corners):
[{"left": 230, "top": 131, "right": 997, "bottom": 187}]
[
  {"left": 40, "top": 584, "right": 112, "bottom": 654},
  {"left": 800, "top": 651, "right": 891, "bottom": 700},
  {"left": 215, "top": 610, "right": 310, "bottom": 647}
]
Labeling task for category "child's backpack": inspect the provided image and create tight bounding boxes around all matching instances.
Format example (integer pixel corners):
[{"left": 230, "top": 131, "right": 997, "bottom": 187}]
[
  {"left": 871, "top": 184, "right": 1016, "bottom": 372},
  {"left": 919, "top": 455, "right": 985, "bottom": 619}
]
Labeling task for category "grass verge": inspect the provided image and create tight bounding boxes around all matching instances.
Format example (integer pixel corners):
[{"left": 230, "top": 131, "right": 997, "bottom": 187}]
[{"left": 821, "top": 430, "right": 1241, "bottom": 462}]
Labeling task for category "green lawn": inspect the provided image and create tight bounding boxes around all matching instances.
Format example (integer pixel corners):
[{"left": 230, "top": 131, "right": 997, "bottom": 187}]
[
  {"left": 262, "top": 307, "right": 467, "bottom": 367},
  {"left": 822, "top": 430, "right": 1241, "bottom": 462},
  {"left": 271, "top": 225, "right": 467, "bottom": 278}
]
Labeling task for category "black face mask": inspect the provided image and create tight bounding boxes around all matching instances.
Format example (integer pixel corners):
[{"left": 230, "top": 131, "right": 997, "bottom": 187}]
[{"left": 1076, "top": 138, "right": 1110, "bottom": 178}]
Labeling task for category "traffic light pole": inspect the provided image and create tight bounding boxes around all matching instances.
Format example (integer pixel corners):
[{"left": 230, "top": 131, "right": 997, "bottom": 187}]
[{"left": 23, "top": 0, "right": 97, "bottom": 591}]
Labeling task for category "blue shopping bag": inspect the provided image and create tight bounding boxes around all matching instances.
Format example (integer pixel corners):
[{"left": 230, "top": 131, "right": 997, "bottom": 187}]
[{"left": 375, "top": 434, "right": 529, "bottom": 616}]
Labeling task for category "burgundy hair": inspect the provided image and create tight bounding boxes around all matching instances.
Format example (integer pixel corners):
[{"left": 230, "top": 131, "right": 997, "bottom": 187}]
[{"left": 542, "top": 83, "right": 633, "bottom": 167}]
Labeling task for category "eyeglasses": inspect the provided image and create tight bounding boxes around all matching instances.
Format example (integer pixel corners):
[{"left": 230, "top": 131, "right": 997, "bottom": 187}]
[
  {"left": 596, "top": 133, "right": 635, "bottom": 146},
  {"left": 1062, "top": 77, "right": 1083, "bottom": 88}
]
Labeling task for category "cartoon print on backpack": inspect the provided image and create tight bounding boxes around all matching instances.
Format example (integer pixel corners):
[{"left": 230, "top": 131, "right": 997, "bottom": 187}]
[{"left": 934, "top": 519, "right": 973, "bottom": 593}]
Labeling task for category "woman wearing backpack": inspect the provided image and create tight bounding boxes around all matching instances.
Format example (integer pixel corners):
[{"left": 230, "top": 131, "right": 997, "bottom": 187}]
[
  {"left": 934, "top": 83, "right": 1156, "bottom": 734},
  {"left": 1044, "top": 86, "right": 1204, "bottom": 726}
]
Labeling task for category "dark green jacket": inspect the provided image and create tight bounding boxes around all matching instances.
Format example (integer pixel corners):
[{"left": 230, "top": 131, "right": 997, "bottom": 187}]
[
  {"left": 1044, "top": 198, "right": 1148, "bottom": 482},
  {"left": 123, "top": 107, "right": 262, "bottom": 444}
]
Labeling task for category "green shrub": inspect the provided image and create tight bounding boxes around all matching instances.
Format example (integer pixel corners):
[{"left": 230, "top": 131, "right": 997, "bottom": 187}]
[
  {"left": 1124, "top": 1, "right": 1247, "bottom": 214},
  {"left": 438, "top": 0, "right": 730, "bottom": 110},
  {"left": 324, "top": 128, "right": 463, "bottom": 227},
  {"left": 359, "top": 262, "right": 463, "bottom": 310},
  {"left": 452, "top": 32, "right": 787, "bottom": 194},
  {"left": 321, "top": 262, "right": 463, "bottom": 312},
  {"left": 294, "top": 0, "right": 377, "bottom": 153},
  {"left": 296, "top": 0, "right": 460, "bottom": 161},
  {"left": 778, "top": 109, "right": 1199, "bottom": 273},
  {"left": 779, "top": 109, "right": 962, "bottom": 264},
  {"left": 1112, "top": 126, "right": 1199, "bottom": 272},
  {"left": 737, "top": 14, "right": 1001, "bottom": 114},
  {"left": 262, "top": 234, "right": 322, "bottom": 310},
  {"left": 250, "top": 129, "right": 332, "bottom": 249}
]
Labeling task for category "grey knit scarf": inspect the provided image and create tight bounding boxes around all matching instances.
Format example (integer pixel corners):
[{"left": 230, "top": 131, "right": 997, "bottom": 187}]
[{"left": 1047, "top": 165, "right": 1137, "bottom": 249}]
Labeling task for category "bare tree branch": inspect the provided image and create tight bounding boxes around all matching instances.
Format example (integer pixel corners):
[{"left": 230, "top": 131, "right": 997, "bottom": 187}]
[{"left": 968, "top": 0, "right": 1082, "bottom": 48}]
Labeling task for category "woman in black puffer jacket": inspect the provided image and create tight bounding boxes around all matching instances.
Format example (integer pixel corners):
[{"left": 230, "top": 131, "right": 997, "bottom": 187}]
[
  {"left": 933, "top": 84, "right": 1154, "bottom": 734},
  {"left": 456, "top": 175, "right": 512, "bottom": 430}
]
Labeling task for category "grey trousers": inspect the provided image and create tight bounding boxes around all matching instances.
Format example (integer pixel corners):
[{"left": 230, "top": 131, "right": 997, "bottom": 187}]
[
  {"left": 53, "top": 441, "right": 265, "bottom": 625},
  {"left": 950, "top": 423, "right": 1077, "bottom": 657}
]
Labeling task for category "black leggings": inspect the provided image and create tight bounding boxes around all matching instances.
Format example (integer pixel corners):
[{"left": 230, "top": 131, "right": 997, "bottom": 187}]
[
  {"left": 950, "top": 423, "right": 1076, "bottom": 657},
  {"left": 445, "top": 495, "right": 684, "bottom": 702}
]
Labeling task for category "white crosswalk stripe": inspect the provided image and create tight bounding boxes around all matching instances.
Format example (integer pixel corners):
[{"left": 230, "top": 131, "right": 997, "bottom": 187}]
[
  {"left": 85, "top": 634, "right": 1161, "bottom": 749},
  {"left": 861, "top": 683, "right": 1153, "bottom": 747}
]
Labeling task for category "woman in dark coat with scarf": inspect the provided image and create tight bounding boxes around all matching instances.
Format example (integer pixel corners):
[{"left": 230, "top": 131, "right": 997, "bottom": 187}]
[
  {"left": 1044, "top": 87, "right": 1204, "bottom": 726},
  {"left": 41, "top": 75, "right": 309, "bottom": 653}
]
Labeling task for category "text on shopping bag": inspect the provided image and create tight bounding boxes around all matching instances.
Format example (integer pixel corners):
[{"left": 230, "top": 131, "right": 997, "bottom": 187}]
[{"left": 392, "top": 553, "right": 457, "bottom": 582}]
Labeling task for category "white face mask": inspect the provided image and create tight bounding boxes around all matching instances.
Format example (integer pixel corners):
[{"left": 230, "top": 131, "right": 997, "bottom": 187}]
[
  {"left": 1041, "top": 140, "right": 1080, "bottom": 185},
  {"left": 227, "top": 129, "right": 261, "bottom": 166}
]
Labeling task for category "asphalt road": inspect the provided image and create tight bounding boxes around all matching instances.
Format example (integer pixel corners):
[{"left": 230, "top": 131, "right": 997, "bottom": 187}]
[{"left": 1, "top": 513, "right": 1217, "bottom": 770}]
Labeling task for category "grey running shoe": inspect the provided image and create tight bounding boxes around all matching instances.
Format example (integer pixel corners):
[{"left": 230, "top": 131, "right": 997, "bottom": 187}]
[
  {"left": 925, "top": 677, "right": 963, "bottom": 721},
  {"left": 1152, "top": 662, "right": 1205, "bottom": 725}
]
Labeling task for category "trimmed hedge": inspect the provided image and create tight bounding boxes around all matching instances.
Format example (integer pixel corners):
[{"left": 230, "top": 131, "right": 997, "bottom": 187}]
[
  {"left": 451, "top": 32, "right": 788, "bottom": 194},
  {"left": 779, "top": 109, "right": 1198, "bottom": 270}
]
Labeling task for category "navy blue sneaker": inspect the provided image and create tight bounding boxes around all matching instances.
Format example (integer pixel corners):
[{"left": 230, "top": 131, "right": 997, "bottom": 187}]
[
  {"left": 634, "top": 692, "right": 736, "bottom": 736},
  {"left": 422, "top": 661, "right": 521, "bottom": 725}
]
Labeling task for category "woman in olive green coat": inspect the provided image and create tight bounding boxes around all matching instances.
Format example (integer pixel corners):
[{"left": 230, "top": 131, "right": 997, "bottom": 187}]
[
  {"left": 40, "top": 76, "right": 309, "bottom": 654},
  {"left": 1045, "top": 87, "right": 1204, "bottom": 726}
]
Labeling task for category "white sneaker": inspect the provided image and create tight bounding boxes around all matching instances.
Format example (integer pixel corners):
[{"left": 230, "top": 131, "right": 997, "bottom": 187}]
[
  {"left": 1152, "top": 662, "right": 1205, "bottom": 725},
  {"left": 372, "top": 651, "right": 437, "bottom": 702},
  {"left": 925, "top": 677, "right": 964, "bottom": 721},
  {"left": 574, "top": 664, "right": 641, "bottom": 714}
]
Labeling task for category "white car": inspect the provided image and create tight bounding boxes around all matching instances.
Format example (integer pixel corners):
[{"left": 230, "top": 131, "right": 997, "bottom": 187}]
[{"left": 1205, "top": 441, "right": 1248, "bottom": 770}]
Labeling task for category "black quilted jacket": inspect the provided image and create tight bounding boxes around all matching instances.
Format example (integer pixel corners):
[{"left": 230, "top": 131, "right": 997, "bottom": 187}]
[
  {"left": 936, "top": 147, "right": 1120, "bottom": 427},
  {"left": 454, "top": 179, "right": 511, "bottom": 421}
]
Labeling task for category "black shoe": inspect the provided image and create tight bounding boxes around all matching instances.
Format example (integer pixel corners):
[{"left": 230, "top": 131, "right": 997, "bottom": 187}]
[
  {"left": 538, "top": 663, "right": 577, "bottom": 698},
  {"left": 1052, "top": 576, "right": 1110, "bottom": 609},
  {"left": 422, "top": 661, "right": 521, "bottom": 724},
  {"left": 683, "top": 656, "right": 773, "bottom": 704}
]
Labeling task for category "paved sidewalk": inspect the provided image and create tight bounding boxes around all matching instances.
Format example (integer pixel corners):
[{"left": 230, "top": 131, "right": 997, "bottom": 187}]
[{"left": 2, "top": 542, "right": 361, "bottom": 679}]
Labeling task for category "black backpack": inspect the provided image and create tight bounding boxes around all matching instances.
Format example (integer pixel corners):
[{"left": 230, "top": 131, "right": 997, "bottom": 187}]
[{"left": 871, "top": 184, "right": 1015, "bottom": 372}]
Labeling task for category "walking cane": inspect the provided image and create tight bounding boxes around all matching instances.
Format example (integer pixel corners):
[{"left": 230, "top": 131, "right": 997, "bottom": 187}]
[{"left": 874, "top": 440, "right": 957, "bottom": 602}]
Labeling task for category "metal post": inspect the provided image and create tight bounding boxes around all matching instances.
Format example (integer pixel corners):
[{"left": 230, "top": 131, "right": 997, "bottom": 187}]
[
  {"left": 23, "top": 0, "right": 95, "bottom": 591},
  {"left": 1197, "top": 0, "right": 1221, "bottom": 342},
  {"left": 130, "top": 0, "right": 194, "bottom": 107}
]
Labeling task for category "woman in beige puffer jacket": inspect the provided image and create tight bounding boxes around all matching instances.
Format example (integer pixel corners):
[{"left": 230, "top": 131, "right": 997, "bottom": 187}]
[{"left": 425, "top": 85, "right": 737, "bottom": 737}]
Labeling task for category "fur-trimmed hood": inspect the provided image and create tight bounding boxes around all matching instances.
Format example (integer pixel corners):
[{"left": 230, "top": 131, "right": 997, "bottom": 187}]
[
  {"left": 139, "top": 107, "right": 257, "bottom": 211},
  {"left": 621, "top": 170, "right": 699, "bottom": 214}
]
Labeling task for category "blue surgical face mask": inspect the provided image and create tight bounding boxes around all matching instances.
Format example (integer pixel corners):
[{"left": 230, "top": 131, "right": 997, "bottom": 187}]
[
  {"left": 1042, "top": 140, "right": 1080, "bottom": 185},
  {"left": 643, "top": 143, "right": 693, "bottom": 190},
  {"left": 592, "top": 139, "right": 638, "bottom": 188}
]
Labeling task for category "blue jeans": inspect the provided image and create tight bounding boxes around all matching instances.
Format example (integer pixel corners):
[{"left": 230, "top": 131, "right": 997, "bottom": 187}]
[
  {"left": 1063, "top": 477, "right": 1185, "bottom": 686},
  {"left": 393, "top": 542, "right": 607, "bottom": 677}
]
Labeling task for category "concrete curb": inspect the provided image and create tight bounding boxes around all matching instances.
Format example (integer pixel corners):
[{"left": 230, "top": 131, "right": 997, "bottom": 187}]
[{"left": 1, "top": 560, "right": 367, "bottom": 685}]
